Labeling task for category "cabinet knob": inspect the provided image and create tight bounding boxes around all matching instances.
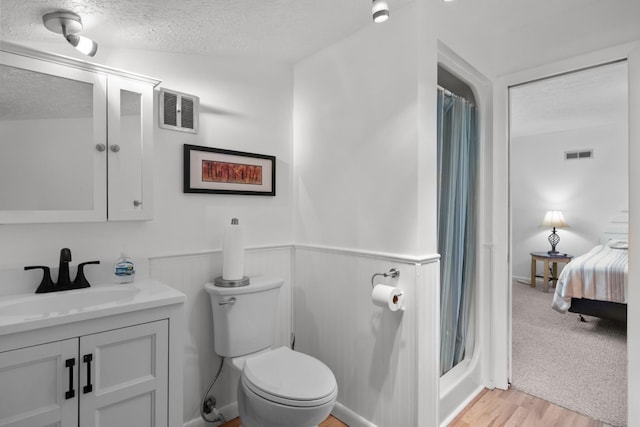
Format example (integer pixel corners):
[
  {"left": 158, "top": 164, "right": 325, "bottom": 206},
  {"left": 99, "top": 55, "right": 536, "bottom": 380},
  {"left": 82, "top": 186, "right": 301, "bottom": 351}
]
[
  {"left": 95, "top": 144, "right": 106, "bottom": 152},
  {"left": 133, "top": 200, "right": 142, "bottom": 207},
  {"left": 110, "top": 144, "right": 120, "bottom": 152}
]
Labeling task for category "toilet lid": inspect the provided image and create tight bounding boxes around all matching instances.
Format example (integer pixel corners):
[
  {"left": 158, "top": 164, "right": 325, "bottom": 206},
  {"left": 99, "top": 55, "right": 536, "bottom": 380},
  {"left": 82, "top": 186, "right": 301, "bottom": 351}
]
[{"left": 242, "top": 347, "right": 337, "bottom": 407}]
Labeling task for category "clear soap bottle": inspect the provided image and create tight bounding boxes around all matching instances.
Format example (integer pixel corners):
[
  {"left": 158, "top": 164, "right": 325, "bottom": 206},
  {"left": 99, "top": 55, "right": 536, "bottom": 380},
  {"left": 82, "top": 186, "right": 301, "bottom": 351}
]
[{"left": 114, "top": 253, "right": 135, "bottom": 284}]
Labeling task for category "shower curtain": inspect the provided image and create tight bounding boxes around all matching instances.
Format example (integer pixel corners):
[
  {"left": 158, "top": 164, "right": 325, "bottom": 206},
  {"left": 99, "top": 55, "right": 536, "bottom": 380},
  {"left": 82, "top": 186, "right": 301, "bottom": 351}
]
[{"left": 437, "top": 88, "right": 478, "bottom": 376}]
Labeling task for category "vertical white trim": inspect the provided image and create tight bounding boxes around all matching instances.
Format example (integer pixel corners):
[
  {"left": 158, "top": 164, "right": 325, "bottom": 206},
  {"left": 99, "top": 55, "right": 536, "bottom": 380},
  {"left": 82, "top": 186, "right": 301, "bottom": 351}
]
[
  {"left": 492, "top": 76, "right": 511, "bottom": 389},
  {"left": 416, "top": 261, "right": 440, "bottom": 427},
  {"left": 626, "top": 42, "right": 640, "bottom": 425}
]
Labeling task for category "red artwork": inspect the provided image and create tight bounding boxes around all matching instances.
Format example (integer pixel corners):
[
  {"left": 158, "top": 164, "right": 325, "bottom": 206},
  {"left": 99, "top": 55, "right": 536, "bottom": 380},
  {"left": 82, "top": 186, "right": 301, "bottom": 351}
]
[{"left": 202, "top": 160, "right": 263, "bottom": 185}]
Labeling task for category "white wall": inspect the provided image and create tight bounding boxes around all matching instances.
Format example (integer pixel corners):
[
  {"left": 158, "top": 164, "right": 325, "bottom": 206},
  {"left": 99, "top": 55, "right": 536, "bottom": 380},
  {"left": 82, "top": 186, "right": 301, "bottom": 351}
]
[
  {"left": 293, "top": 3, "right": 442, "bottom": 426},
  {"left": 511, "top": 124, "right": 629, "bottom": 278},
  {"left": 293, "top": 3, "right": 430, "bottom": 256}
]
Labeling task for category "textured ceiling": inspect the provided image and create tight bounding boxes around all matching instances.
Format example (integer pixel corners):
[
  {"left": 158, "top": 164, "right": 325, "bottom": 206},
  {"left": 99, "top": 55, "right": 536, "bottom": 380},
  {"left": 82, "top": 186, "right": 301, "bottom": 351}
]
[
  {"left": 510, "top": 61, "right": 628, "bottom": 138},
  {"left": 1, "top": 0, "right": 414, "bottom": 63},
  {"left": 1, "top": 0, "right": 637, "bottom": 130}
]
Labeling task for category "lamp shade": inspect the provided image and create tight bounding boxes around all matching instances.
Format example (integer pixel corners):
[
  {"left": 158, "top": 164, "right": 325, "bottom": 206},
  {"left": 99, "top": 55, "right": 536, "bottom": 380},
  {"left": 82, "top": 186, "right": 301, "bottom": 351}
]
[{"left": 541, "top": 210, "right": 568, "bottom": 228}]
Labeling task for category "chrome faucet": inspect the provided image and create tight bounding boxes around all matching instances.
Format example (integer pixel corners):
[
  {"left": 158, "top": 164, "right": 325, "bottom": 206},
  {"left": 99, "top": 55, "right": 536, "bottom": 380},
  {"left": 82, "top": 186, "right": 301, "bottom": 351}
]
[{"left": 24, "top": 248, "right": 100, "bottom": 293}]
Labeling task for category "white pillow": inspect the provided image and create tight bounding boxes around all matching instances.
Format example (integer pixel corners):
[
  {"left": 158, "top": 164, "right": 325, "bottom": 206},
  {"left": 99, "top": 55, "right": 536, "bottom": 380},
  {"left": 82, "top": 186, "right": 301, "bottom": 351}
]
[{"left": 607, "top": 238, "right": 629, "bottom": 249}]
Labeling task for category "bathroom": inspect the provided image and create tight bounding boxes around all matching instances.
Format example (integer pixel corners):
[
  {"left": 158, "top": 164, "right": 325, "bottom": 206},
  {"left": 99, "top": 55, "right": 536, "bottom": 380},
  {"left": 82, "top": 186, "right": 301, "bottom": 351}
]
[{"left": 2, "top": 1, "right": 640, "bottom": 426}]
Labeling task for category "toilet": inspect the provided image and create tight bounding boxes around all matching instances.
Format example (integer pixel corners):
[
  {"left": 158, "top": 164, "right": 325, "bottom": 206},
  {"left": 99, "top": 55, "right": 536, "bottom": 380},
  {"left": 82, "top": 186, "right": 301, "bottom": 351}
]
[{"left": 205, "top": 277, "right": 338, "bottom": 427}]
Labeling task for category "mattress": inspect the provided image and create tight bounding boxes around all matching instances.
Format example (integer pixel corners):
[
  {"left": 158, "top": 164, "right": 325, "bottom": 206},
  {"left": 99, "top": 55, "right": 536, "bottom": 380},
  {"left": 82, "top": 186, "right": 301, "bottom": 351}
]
[{"left": 552, "top": 242, "right": 628, "bottom": 313}]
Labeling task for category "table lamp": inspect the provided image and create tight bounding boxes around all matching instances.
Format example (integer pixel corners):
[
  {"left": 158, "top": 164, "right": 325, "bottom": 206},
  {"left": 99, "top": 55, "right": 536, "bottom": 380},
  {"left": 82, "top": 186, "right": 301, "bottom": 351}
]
[{"left": 541, "top": 210, "right": 568, "bottom": 254}]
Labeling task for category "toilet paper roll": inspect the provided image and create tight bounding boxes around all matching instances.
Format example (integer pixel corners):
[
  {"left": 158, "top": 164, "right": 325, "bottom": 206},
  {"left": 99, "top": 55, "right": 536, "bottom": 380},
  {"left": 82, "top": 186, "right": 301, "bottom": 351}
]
[
  {"left": 222, "top": 218, "right": 244, "bottom": 280},
  {"left": 371, "top": 284, "right": 404, "bottom": 311}
]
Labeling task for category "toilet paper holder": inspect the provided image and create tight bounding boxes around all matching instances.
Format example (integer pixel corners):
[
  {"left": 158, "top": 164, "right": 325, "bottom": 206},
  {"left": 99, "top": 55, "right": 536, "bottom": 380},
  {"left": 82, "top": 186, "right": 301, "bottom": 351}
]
[{"left": 370, "top": 268, "right": 400, "bottom": 288}]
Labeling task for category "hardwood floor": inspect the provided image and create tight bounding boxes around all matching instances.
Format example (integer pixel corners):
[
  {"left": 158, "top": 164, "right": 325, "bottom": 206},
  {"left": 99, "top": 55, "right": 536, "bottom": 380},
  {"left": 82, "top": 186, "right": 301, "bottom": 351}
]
[
  {"left": 219, "top": 415, "right": 347, "bottom": 427},
  {"left": 219, "top": 388, "right": 607, "bottom": 427},
  {"left": 449, "top": 388, "right": 611, "bottom": 427}
]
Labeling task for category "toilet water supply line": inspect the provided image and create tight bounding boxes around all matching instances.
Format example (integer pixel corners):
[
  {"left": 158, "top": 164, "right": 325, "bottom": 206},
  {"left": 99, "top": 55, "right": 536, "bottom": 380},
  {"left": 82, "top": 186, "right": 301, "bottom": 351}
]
[
  {"left": 200, "top": 356, "right": 226, "bottom": 424},
  {"left": 200, "top": 334, "right": 297, "bottom": 423}
]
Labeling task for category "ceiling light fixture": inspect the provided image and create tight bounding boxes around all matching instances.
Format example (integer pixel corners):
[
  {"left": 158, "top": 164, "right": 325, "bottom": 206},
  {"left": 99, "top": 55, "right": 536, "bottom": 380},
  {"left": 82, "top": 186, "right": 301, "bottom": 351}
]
[
  {"left": 372, "top": 0, "right": 390, "bottom": 23},
  {"left": 43, "top": 11, "right": 98, "bottom": 57}
]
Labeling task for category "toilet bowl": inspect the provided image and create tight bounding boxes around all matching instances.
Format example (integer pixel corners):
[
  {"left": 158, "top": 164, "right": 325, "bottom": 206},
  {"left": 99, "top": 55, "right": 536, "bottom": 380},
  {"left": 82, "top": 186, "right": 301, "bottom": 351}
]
[{"left": 235, "top": 347, "right": 337, "bottom": 427}]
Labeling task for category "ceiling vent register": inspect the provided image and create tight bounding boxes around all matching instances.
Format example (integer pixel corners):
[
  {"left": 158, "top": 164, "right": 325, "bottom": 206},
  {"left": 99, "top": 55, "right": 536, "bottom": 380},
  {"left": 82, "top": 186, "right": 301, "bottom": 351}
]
[
  {"left": 159, "top": 88, "right": 199, "bottom": 133},
  {"left": 565, "top": 150, "right": 593, "bottom": 160}
]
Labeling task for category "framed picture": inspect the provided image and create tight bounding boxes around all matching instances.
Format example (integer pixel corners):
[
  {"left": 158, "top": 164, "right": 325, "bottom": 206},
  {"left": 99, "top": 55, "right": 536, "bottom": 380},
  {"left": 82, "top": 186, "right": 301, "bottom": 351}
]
[{"left": 183, "top": 144, "right": 276, "bottom": 196}]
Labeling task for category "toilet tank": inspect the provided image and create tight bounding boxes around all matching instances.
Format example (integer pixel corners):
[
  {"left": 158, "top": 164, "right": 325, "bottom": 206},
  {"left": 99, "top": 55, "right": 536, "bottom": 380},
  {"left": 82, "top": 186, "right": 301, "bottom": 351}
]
[{"left": 205, "top": 277, "right": 284, "bottom": 357}]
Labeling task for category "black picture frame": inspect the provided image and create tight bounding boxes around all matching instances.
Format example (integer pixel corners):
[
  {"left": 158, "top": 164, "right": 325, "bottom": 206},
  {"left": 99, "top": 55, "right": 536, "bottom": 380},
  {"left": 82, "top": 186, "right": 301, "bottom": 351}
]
[{"left": 183, "top": 144, "right": 276, "bottom": 196}]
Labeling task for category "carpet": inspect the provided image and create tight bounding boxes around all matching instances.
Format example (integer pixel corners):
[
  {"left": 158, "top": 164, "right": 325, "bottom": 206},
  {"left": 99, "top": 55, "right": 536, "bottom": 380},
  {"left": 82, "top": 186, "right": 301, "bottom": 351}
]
[{"left": 511, "top": 279, "right": 627, "bottom": 427}]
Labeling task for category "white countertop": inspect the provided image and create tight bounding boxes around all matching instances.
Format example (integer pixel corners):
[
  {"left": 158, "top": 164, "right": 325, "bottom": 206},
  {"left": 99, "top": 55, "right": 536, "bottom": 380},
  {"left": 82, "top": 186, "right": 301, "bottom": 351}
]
[{"left": 0, "top": 279, "right": 185, "bottom": 336}]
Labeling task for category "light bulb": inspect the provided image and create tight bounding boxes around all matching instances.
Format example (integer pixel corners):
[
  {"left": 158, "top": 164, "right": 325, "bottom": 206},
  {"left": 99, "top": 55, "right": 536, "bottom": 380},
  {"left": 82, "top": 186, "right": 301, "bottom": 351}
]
[
  {"left": 65, "top": 34, "right": 98, "bottom": 57},
  {"left": 372, "top": 0, "right": 390, "bottom": 23}
]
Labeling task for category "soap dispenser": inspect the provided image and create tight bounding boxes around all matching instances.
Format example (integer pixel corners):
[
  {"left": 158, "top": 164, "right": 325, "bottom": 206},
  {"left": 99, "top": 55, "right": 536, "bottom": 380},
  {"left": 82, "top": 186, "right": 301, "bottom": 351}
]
[{"left": 114, "top": 253, "right": 135, "bottom": 284}]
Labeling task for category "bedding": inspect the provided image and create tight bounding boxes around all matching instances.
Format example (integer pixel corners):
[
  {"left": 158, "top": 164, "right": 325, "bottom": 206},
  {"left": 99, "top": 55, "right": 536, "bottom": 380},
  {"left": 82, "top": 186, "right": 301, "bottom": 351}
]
[{"left": 552, "top": 241, "right": 628, "bottom": 313}]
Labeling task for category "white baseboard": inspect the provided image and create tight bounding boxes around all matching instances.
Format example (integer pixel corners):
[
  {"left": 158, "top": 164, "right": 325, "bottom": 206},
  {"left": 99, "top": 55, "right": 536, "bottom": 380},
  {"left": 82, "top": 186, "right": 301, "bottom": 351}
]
[{"left": 332, "top": 402, "right": 377, "bottom": 427}]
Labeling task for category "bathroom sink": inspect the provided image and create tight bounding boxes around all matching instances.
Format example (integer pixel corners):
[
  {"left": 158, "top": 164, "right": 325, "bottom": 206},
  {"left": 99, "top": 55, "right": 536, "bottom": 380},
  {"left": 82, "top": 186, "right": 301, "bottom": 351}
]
[{"left": 0, "top": 286, "right": 139, "bottom": 317}]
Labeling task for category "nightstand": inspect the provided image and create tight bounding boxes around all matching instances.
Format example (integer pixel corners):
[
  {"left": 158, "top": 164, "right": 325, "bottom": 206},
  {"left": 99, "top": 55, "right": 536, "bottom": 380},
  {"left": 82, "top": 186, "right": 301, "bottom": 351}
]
[{"left": 530, "top": 252, "right": 573, "bottom": 293}]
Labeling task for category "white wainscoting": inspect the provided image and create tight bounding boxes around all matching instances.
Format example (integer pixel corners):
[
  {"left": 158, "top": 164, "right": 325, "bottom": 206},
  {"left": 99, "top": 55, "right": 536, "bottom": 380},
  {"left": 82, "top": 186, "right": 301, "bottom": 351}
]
[
  {"left": 149, "top": 246, "right": 292, "bottom": 425},
  {"left": 151, "top": 245, "right": 440, "bottom": 427},
  {"left": 294, "top": 246, "right": 440, "bottom": 427}
]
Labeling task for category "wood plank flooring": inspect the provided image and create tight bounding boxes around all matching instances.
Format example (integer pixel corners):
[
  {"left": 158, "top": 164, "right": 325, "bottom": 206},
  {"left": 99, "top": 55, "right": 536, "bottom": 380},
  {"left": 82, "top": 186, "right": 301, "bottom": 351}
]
[
  {"left": 219, "top": 415, "right": 347, "bottom": 427},
  {"left": 220, "top": 388, "right": 607, "bottom": 427},
  {"left": 449, "top": 388, "right": 611, "bottom": 427}
]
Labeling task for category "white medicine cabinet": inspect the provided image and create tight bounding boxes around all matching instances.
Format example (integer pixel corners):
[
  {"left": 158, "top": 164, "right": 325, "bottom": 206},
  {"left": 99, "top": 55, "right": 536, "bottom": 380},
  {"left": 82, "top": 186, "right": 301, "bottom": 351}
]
[{"left": 0, "top": 42, "right": 160, "bottom": 223}]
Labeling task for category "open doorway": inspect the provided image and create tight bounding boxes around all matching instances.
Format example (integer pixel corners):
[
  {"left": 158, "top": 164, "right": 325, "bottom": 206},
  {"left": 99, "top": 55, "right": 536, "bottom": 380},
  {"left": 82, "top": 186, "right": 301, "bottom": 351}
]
[{"left": 508, "top": 61, "right": 628, "bottom": 426}]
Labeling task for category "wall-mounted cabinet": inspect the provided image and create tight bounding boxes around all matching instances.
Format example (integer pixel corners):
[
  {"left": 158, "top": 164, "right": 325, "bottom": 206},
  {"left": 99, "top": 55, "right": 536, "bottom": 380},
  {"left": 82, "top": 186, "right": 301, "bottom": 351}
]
[{"left": 0, "top": 42, "right": 160, "bottom": 223}]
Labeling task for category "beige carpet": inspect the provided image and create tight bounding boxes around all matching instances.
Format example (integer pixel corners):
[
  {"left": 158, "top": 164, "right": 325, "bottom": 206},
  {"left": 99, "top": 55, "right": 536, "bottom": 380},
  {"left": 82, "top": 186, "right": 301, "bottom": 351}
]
[{"left": 511, "top": 279, "right": 627, "bottom": 427}]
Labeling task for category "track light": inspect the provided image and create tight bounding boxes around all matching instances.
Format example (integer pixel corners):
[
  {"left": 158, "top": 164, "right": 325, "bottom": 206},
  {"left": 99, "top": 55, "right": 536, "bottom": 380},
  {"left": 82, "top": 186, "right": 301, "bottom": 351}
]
[
  {"left": 372, "top": 0, "right": 390, "bottom": 23},
  {"left": 43, "top": 11, "right": 98, "bottom": 57}
]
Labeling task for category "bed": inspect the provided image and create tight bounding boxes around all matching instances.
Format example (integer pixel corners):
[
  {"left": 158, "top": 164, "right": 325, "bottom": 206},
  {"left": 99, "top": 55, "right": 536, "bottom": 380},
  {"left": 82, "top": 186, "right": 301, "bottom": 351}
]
[{"left": 551, "top": 212, "right": 628, "bottom": 322}]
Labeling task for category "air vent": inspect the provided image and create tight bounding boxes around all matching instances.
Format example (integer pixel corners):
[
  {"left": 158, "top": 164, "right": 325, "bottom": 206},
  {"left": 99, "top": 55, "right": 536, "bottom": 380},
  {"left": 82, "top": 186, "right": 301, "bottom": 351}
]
[
  {"left": 565, "top": 150, "right": 593, "bottom": 160},
  {"left": 159, "top": 88, "right": 199, "bottom": 133}
]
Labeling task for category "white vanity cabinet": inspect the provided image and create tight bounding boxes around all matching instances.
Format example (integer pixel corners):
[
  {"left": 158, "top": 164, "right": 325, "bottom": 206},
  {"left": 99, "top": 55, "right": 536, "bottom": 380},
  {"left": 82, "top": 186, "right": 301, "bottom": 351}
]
[
  {"left": 0, "top": 42, "right": 159, "bottom": 223},
  {"left": 0, "top": 321, "right": 168, "bottom": 427},
  {"left": 0, "top": 278, "right": 185, "bottom": 427}
]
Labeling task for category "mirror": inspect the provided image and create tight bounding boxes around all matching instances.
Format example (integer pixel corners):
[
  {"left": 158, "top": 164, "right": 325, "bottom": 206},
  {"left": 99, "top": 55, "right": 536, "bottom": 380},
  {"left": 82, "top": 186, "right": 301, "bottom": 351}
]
[{"left": 0, "top": 63, "right": 96, "bottom": 211}]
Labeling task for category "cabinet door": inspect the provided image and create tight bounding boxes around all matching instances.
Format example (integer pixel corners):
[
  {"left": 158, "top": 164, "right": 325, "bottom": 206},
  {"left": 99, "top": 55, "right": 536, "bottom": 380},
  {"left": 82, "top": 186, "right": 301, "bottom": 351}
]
[
  {"left": 0, "top": 339, "right": 78, "bottom": 427},
  {"left": 0, "top": 51, "right": 108, "bottom": 223},
  {"left": 107, "top": 76, "right": 155, "bottom": 221},
  {"left": 78, "top": 320, "right": 168, "bottom": 427}
]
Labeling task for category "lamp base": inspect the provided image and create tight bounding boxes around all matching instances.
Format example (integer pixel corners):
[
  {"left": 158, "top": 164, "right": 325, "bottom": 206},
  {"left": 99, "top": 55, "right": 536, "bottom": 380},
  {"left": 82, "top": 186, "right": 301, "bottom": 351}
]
[{"left": 548, "top": 227, "right": 560, "bottom": 255}]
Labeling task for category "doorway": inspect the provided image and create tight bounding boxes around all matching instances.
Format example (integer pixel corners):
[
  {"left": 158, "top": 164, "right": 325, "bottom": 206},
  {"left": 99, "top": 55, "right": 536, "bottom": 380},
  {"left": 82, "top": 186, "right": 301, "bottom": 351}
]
[{"left": 508, "top": 61, "right": 628, "bottom": 426}]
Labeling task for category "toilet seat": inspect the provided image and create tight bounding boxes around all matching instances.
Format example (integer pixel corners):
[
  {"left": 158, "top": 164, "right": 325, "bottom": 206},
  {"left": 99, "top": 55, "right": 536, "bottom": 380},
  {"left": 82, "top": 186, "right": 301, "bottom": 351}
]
[{"left": 242, "top": 347, "right": 337, "bottom": 408}]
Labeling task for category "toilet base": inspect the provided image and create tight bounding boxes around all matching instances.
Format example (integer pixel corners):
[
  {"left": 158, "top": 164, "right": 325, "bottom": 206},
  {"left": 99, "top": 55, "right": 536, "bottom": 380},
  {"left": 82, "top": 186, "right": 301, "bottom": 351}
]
[{"left": 237, "top": 378, "right": 331, "bottom": 427}]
